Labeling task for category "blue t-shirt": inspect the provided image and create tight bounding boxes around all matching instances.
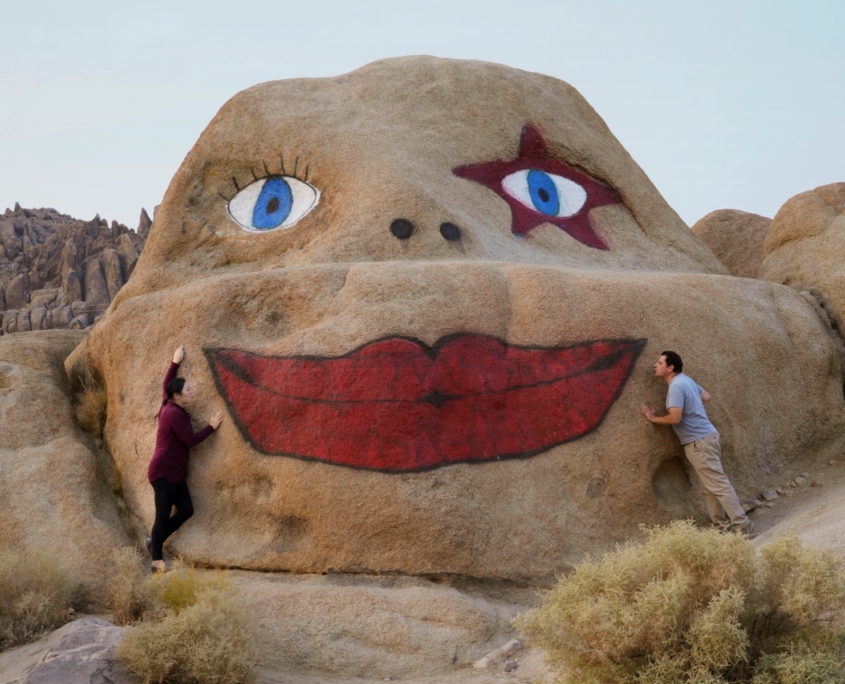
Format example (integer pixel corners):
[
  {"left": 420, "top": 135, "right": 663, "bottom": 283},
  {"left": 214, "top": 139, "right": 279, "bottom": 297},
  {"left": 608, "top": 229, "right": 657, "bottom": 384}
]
[{"left": 666, "top": 374, "right": 716, "bottom": 444}]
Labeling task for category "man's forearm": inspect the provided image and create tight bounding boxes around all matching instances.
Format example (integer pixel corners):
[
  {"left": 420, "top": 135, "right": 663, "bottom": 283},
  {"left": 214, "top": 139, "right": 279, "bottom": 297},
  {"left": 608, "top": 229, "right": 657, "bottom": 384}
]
[{"left": 649, "top": 413, "right": 680, "bottom": 425}]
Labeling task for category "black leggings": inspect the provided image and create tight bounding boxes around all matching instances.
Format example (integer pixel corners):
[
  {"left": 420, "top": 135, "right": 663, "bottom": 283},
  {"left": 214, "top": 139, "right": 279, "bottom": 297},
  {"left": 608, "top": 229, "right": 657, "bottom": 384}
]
[{"left": 150, "top": 478, "right": 194, "bottom": 561}]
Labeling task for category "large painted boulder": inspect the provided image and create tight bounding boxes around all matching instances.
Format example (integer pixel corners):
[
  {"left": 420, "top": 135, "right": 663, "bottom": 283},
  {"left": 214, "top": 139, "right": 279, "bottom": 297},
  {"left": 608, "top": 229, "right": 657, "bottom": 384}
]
[
  {"left": 759, "top": 183, "right": 845, "bottom": 328},
  {"left": 66, "top": 57, "right": 845, "bottom": 582}
]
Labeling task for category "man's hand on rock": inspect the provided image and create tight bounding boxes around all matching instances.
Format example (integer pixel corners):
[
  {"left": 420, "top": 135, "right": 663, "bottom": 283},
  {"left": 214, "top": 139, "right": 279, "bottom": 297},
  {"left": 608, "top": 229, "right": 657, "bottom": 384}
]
[
  {"left": 209, "top": 411, "right": 224, "bottom": 430},
  {"left": 173, "top": 345, "right": 185, "bottom": 364},
  {"left": 640, "top": 403, "right": 656, "bottom": 422}
]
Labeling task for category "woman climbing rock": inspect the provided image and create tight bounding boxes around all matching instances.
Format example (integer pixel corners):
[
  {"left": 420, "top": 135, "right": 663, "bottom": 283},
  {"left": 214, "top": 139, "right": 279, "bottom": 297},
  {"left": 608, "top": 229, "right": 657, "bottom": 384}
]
[{"left": 146, "top": 345, "right": 223, "bottom": 572}]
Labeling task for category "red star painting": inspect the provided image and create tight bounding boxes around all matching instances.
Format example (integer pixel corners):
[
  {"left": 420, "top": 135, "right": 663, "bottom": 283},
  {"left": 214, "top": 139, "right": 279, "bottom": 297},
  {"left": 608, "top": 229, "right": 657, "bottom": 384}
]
[{"left": 453, "top": 125, "right": 621, "bottom": 250}]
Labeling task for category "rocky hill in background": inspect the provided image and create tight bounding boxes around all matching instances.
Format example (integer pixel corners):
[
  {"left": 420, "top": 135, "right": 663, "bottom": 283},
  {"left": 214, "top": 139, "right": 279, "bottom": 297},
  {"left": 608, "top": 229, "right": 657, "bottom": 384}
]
[{"left": 0, "top": 203, "right": 150, "bottom": 334}]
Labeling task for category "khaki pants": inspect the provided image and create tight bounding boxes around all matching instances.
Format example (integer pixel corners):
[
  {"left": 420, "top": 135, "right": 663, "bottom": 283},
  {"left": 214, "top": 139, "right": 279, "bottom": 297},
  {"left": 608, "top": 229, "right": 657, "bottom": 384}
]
[{"left": 683, "top": 431, "right": 749, "bottom": 530}]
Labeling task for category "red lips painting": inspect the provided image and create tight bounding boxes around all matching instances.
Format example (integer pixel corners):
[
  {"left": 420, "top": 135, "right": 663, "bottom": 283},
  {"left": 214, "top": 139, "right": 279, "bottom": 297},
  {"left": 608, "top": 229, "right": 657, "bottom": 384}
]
[{"left": 206, "top": 335, "right": 644, "bottom": 472}]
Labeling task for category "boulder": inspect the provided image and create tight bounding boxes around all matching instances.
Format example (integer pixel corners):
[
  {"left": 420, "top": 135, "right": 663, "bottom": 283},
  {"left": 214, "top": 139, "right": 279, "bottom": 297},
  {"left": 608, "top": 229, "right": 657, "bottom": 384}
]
[
  {"left": 81, "top": 256, "right": 110, "bottom": 311},
  {"left": 16, "top": 309, "right": 31, "bottom": 332},
  {"left": 30, "top": 306, "right": 47, "bottom": 331},
  {"left": 4, "top": 273, "right": 30, "bottom": 310},
  {"left": 0, "top": 618, "right": 138, "bottom": 684},
  {"left": 232, "top": 571, "right": 522, "bottom": 677},
  {"left": 61, "top": 268, "right": 82, "bottom": 305},
  {"left": 759, "top": 183, "right": 845, "bottom": 328},
  {"left": 117, "top": 233, "right": 139, "bottom": 277},
  {"left": 137, "top": 207, "right": 152, "bottom": 239},
  {"left": 66, "top": 57, "right": 845, "bottom": 582},
  {"left": 691, "top": 209, "right": 772, "bottom": 278},
  {"left": 101, "top": 248, "right": 125, "bottom": 301},
  {"left": 0, "top": 331, "right": 132, "bottom": 606},
  {"left": 51, "top": 305, "right": 73, "bottom": 328},
  {"left": 1, "top": 310, "right": 17, "bottom": 334},
  {"left": 30, "top": 288, "right": 58, "bottom": 309}
]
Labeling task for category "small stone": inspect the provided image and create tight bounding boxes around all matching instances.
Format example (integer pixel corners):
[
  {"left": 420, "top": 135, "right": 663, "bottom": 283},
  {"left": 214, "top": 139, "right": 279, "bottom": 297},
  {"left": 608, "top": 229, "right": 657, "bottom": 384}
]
[
  {"left": 829, "top": 460, "right": 837, "bottom": 466},
  {"left": 473, "top": 656, "right": 493, "bottom": 669},
  {"left": 765, "top": 502, "right": 774, "bottom": 508},
  {"left": 794, "top": 476, "right": 807, "bottom": 487},
  {"left": 789, "top": 481, "right": 797, "bottom": 488},
  {"left": 811, "top": 480, "right": 820, "bottom": 487},
  {"left": 742, "top": 499, "right": 760, "bottom": 513},
  {"left": 504, "top": 660, "right": 518, "bottom": 672},
  {"left": 761, "top": 489, "right": 778, "bottom": 501},
  {"left": 776, "top": 488, "right": 786, "bottom": 496},
  {"left": 802, "top": 472, "right": 810, "bottom": 479}
]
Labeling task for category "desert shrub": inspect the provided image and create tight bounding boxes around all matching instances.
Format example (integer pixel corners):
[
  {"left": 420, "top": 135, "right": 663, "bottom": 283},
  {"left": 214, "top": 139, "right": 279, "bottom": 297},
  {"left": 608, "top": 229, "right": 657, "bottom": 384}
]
[
  {"left": 515, "top": 521, "right": 845, "bottom": 683},
  {"left": 74, "top": 382, "right": 107, "bottom": 434},
  {"left": 110, "top": 547, "right": 152, "bottom": 625},
  {"left": 145, "top": 563, "right": 231, "bottom": 614},
  {"left": 116, "top": 564, "right": 256, "bottom": 684},
  {"left": 0, "top": 548, "right": 73, "bottom": 650}
]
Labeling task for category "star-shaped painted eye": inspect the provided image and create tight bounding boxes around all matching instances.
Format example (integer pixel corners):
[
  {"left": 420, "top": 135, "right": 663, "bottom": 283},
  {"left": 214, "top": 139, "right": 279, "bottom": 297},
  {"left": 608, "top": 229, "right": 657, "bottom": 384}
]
[{"left": 453, "top": 125, "right": 620, "bottom": 250}]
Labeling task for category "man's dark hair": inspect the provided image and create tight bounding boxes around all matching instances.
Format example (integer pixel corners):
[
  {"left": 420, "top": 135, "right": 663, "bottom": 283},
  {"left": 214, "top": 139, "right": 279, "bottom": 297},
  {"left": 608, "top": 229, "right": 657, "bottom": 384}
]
[
  {"left": 661, "top": 351, "right": 683, "bottom": 374},
  {"left": 166, "top": 377, "right": 186, "bottom": 400}
]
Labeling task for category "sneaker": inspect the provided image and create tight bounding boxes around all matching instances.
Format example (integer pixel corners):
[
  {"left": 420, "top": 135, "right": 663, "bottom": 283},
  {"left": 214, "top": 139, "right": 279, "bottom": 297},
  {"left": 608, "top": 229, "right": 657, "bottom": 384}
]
[
  {"left": 738, "top": 520, "right": 759, "bottom": 539},
  {"left": 145, "top": 537, "right": 152, "bottom": 558}
]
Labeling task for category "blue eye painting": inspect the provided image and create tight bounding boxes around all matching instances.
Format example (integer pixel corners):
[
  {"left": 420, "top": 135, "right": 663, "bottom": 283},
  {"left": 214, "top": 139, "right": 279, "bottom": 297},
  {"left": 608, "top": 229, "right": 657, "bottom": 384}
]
[
  {"left": 502, "top": 169, "right": 587, "bottom": 219},
  {"left": 527, "top": 171, "right": 560, "bottom": 215},
  {"left": 228, "top": 175, "right": 319, "bottom": 232}
]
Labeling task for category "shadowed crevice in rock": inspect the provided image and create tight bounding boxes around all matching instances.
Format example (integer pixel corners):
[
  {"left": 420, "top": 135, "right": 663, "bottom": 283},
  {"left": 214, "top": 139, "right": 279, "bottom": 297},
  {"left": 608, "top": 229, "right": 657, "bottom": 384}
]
[{"left": 652, "top": 456, "right": 703, "bottom": 521}]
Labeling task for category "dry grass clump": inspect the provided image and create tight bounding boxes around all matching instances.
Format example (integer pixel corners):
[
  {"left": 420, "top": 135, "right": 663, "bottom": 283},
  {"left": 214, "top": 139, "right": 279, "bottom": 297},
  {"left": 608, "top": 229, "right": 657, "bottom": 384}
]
[
  {"left": 515, "top": 521, "right": 845, "bottom": 683},
  {"left": 109, "top": 547, "right": 152, "bottom": 625},
  {"left": 115, "top": 563, "right": 257, "bottom": 684},
  {"left": 74, "top": 382, "right": 107, "bottom": 434},
  {"left": 0, "top": 548, "right": 73, "bottom": 650}
]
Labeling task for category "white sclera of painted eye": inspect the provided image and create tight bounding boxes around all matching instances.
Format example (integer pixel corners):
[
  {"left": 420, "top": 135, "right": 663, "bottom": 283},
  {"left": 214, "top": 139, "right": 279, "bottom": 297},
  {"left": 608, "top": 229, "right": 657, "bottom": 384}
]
[
  {"left": 227, "top": 176, "right": 320, "bottom": 232},
  {"left": 501, "top": 169, "right": 587, "bottom": 218}
]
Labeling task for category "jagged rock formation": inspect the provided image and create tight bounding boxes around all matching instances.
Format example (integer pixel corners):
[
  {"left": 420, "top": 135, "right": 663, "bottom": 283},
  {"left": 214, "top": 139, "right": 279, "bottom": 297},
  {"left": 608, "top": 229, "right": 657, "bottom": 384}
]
[{"left": 0, "top": 204, "right": 149, "bottom": 335}]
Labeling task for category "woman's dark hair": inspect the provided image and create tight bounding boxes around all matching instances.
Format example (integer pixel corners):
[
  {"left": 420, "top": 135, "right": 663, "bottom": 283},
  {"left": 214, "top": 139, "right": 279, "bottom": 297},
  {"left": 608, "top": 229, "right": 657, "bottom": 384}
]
[
  {"left": 661, "top": 350, "right": 683, "bottom": 374},
  {"left": 166, "top": 377, "right": 186, "bottom": 400}
]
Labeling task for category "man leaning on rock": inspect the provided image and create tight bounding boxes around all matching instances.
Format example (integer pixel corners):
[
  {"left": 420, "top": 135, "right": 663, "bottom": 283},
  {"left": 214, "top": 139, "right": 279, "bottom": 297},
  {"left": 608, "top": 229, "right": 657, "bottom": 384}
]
[{"left": 640, "top": 351, "right": 757, "bottom": 538}]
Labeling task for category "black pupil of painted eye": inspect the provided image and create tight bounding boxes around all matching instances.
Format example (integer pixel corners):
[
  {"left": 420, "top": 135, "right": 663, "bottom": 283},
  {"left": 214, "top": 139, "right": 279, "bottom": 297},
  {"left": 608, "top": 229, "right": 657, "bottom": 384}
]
[
  {"left": 266, "top": 197, "right": 280, "bottom": 215},
  {"left": 538, "top": 188, "right": 549, "bottom": 202}
]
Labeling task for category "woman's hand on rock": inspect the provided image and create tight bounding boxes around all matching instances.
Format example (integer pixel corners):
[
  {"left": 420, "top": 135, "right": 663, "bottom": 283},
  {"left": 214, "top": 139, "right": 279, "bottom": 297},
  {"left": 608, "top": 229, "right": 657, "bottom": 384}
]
[
  {"left": 173, "top": 345, "right": 185, "bottom": 364},
  {"left": 209, "top": 411, "right": 224, "bottom": 430}
]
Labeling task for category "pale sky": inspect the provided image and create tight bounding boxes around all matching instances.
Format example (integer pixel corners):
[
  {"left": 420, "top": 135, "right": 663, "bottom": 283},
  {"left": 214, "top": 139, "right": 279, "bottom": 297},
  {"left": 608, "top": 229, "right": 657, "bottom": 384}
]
[{"left": 2, "top": 0, "right": 842, "bottom": 230}]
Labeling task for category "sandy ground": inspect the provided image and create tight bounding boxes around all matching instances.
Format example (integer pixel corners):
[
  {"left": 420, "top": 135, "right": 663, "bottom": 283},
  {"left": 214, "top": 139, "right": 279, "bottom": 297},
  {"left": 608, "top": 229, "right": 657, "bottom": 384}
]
[{"left": 746, "top": 453, "right": 845, "bottom": 552}]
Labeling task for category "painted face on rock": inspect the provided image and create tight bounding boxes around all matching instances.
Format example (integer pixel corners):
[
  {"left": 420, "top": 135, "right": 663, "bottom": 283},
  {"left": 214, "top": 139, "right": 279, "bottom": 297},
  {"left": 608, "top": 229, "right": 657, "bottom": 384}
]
[
  {"left": 112, "top": 58, "right": 724, "bottom": 484},
  {"left": 205, "top": 125, "right": 643, "bottom": 472}
]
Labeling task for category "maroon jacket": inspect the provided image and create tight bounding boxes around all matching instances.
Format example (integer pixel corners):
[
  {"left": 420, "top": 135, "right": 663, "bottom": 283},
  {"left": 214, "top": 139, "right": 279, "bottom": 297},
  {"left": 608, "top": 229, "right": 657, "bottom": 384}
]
[{"left": 147, "top": 361, "right": 215, "bottom": 484}]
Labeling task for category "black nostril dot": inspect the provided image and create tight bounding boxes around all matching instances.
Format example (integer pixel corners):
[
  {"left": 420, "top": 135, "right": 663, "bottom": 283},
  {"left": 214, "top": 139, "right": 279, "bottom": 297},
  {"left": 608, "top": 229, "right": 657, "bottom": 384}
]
[
  {"left": 439, "top": 222, "right": 461, "bottom": 241},
  {"left": 390, "top": 219, "right": 414, "bottom": 240}
]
